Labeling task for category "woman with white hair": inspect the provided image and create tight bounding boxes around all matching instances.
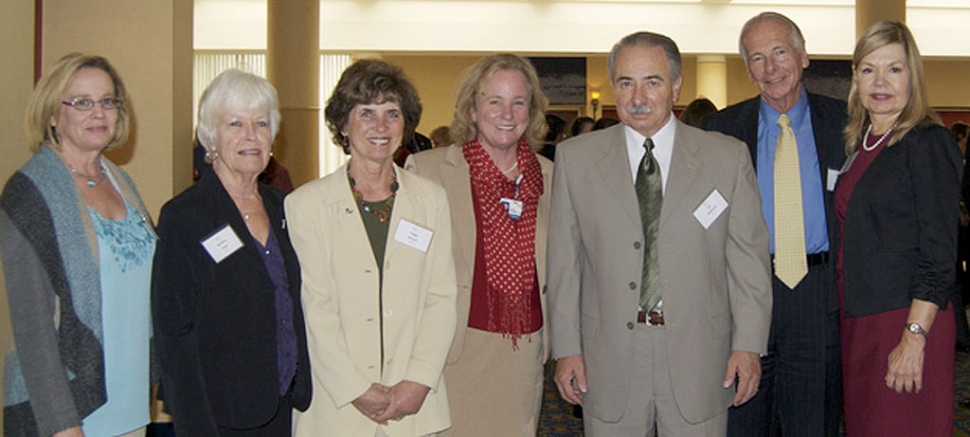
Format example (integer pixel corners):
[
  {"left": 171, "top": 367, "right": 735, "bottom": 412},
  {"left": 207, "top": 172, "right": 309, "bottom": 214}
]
[{"left": 152, "top": 69, "right": 312, "bottom": 435}]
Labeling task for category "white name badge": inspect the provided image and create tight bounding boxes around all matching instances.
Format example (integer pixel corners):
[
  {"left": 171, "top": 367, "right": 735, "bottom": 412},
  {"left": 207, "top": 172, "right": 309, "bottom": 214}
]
[
  {"left": 826, "top": 168, "right": 841, "bottom": 192},
  {"left": 500, "top": 198, "right": 523, "bottom": 220},
  {"left": 693, "top": 189, "right": 729, "bottom": 230},
  {"left": 393, "top": 219, "right": 433, "bottom": 253},
  {"left": 201, "top": 224, "right": 244, "bottom": 263}
]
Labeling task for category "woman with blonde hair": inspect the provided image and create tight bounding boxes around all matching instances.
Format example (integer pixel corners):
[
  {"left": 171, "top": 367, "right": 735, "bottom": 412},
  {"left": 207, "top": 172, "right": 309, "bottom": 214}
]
[
  {"left": 406, "top": 53, "right": 553, "bottom": 437},
  {"left": 835, "top": 21, "right": 961, "bottom": 436},
  {"left": 1, "top": 53, "right": 155, "bottom": 437}
]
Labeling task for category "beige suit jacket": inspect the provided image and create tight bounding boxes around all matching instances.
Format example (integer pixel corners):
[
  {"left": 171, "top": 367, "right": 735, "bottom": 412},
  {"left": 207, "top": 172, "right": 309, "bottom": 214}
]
[
  {"left": 547, "top": 121, "right": 772, "bottom": 424},
  {"left": 285, "top": 164, "right": 458, "bottom": 437},
  {"left": 405, "top": 144, "right": 553, "bottom": 364}
]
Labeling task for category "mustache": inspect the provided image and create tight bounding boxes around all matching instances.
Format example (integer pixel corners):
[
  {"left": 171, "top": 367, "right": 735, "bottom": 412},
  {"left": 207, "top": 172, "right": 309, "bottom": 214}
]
[{"left": 626, "top": 105, "right": 654, "bottom": 114}]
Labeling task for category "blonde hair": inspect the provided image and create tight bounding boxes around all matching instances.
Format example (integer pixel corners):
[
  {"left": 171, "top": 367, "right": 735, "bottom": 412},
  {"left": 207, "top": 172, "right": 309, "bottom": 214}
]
[
  {"left": 450, "top": 54, "right": 548, "bottom": 150},
  {"left": 24, "top": 53, "right": 131, "bottom": 153},
  {"left": 843, "top": 21, "right": 940, "bottom": 154}
]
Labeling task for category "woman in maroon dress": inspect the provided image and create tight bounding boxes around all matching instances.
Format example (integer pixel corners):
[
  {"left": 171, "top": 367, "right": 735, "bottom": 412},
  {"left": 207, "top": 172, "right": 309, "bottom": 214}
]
[{"left": 835, "top": 21, "right": 961, "bottom": 436}]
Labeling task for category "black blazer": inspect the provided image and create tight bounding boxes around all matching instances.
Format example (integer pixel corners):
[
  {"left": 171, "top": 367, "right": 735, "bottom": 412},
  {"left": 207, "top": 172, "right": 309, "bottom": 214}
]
[
  {"left": 702, "top": 92, "right": 847, "bottom": 310},
  {"left": 152, "top": 170, "right": 311, "bottom": 434},
  {"left": 839, "top": 124, "right": 961, "bottom": 317}
]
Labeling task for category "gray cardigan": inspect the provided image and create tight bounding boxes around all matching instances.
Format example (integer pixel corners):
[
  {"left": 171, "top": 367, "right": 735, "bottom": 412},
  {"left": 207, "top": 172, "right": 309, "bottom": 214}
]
[{"left": 0, "top": 145, "right": 155, "bottom": 436}]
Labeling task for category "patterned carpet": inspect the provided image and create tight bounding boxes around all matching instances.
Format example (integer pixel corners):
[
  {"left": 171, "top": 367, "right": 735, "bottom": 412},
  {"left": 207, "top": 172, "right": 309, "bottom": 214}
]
[{"left": 539, "top": 350, "right": 970, "bottom": 436}]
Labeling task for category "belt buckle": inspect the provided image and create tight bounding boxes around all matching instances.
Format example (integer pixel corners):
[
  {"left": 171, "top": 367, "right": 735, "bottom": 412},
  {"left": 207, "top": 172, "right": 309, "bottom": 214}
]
[{"left": 647, "top": 310, "right": 664, "bottom": 326}]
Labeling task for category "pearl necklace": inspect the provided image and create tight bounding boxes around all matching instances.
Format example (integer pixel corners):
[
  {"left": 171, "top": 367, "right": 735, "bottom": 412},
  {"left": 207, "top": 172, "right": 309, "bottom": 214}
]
[{"left": 862, "top": 123, "right": 897, "bottom": 152}]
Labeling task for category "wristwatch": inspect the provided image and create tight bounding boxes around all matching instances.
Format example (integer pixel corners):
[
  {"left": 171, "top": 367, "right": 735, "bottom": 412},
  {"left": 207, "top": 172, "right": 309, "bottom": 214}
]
[{"left": 906, "top": 322, "right": 928, "bottom": 338}]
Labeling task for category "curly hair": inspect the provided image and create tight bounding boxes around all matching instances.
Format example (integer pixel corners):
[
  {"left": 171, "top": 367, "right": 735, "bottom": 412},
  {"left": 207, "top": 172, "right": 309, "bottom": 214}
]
[{"left": 324, "top": 59, "right": 423, "bottom": 154}]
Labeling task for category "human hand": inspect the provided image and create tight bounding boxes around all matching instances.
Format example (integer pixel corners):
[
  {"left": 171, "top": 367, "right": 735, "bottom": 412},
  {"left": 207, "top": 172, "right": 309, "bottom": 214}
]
[
  {"left": 886, "top": 331, "right": 926, "bottom": 393},
  {"left": 723, "top": 350, "right": 761, "bottom": 406},
  {"left": 351, "top": 383, "right": 392, "bottom": 424},
  {"left": 54, "top": 426, "right": 84, "bottom": 437},
  {"left": 375, "top": 380, "right": 430, "bottom": 422},
  {"left": 554, "top": 355, "right": 587, "bottom": 405}
]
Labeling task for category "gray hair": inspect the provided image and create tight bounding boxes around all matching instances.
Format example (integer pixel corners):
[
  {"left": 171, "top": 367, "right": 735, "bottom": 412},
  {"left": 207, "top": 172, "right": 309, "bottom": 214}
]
[
  {"left": 197, "top": 69, "right": 281, "bottom": 150},
  {"left": 608, "top": 32, "right": 682, "bottom": 81},
  {"left": 739, "top": 12, "right": 806, "bottom": 64}
]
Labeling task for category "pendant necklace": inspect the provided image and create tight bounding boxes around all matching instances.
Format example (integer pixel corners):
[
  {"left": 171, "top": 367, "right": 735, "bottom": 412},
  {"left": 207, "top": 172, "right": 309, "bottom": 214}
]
[{"left": 68, "top": 163, "right": 107, "bottom": 188}]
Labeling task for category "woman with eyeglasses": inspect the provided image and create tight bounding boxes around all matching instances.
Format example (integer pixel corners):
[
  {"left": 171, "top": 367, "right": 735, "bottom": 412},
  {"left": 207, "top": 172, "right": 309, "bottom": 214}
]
[{"left": 0, "top": 53, "right": 156, "bottom": 437}]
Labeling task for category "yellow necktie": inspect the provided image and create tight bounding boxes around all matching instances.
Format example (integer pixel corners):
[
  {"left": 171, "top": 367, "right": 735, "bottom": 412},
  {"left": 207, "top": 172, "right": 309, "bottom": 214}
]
[{"left": 774, "top": 114, "right": 807, "bottom": 288}]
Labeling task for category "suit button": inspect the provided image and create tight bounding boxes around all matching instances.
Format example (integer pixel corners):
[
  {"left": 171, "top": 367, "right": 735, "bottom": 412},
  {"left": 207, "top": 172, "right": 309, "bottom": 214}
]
[
  {"left": 629, "top": 282, "right": 637, "bottom": 290},
  {"left": 634, "top": 241, "right": 641, "bottom": 250},
  {"left": 627, "top": 322, "right": 635, "bottom": 330}
]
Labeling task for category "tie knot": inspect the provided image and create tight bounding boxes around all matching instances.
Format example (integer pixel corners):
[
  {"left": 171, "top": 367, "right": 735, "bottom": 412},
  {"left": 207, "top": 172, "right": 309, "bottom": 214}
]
[
  {"left": 643, "top": 138, "right": 655, "bottom": 152},
  {"left": 777, "top": 114, "right": 791, "bottom": 128}
]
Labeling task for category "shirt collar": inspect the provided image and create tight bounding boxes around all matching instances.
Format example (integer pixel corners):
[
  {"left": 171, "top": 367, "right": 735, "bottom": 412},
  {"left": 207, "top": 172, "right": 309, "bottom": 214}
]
[
  {"left": 759, "top": 85, "right": 810, "bottom": 128},
  {"left": 624, "top": 112, "right": 677, "bottom": 153}
]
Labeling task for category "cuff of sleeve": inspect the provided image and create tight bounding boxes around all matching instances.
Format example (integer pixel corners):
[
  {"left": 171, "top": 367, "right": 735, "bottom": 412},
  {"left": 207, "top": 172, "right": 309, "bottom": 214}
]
[{"left": 405, "top": 360, "right": 443, "bottom": 393}]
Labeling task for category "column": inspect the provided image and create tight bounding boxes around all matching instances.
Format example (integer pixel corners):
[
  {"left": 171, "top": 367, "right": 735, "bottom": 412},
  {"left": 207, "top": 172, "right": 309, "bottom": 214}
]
[
  {"left": 267, "top": 0, "right": 320, "bottom": 185},
  {"left": 695, "top": 55, "right": 727, "bottom": 109},
  {"left": 856, "top": 0, "right": 905, "bottom": 37}
]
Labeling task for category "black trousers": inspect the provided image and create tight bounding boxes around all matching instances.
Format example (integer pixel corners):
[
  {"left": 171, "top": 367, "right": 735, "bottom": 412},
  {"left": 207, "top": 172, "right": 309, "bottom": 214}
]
[{"left": 727, "top": 261, "right": 842, "bottom": 437}]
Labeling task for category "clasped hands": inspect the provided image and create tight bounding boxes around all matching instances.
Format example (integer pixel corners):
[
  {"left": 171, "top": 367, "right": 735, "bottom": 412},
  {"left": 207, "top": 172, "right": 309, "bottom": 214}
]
[{"left": 351, "top": 380, "right": 430, "bottom": 424}]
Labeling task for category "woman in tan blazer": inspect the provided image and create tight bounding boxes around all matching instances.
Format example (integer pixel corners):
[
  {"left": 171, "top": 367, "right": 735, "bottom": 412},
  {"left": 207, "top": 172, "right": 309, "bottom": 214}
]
[
  {"left": 406, "top": 54, "right": 553, "bottom": 437},
  {"left": 286, "top": 59, "right": 458, "bottom": 437}
]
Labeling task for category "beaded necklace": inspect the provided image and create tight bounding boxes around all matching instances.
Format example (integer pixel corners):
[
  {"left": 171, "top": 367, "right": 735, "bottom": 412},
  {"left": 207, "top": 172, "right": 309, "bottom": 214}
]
[{"left": 347, "top": 163, "right": 399, "bottom": 222}]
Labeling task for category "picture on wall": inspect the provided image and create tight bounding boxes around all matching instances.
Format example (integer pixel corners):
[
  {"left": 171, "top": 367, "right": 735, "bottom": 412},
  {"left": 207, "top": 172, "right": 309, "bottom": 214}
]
[{"left": 528, "top": 57, "right": 587, "bottom": 106}]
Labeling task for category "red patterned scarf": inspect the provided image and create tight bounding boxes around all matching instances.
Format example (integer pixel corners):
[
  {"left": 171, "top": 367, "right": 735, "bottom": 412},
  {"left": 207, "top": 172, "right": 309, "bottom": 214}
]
[{"left": 464, "top": 138, "right": 543, "bottom": 346}]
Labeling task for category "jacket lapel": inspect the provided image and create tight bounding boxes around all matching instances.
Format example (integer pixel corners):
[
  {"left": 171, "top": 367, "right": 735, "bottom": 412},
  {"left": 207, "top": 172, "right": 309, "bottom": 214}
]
[
  {"left": 596, "top": 126, "right": 642, "bottom": 228},
  {"left": 441, "top": 146, "right": 477, "bottom": 274},
  {"left": 660, "top": 121, "right": 700, "bottom": 227}
]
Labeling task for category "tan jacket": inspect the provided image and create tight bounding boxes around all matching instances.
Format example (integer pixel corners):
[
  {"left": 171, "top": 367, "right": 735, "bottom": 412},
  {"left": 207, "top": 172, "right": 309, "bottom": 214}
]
[
  {"left": 405, "top": 144, "right": 553, "bottom": 364},
  {"left": 547, "top": 121, "right": 772, "bottom": 423},
  {"left": 286, "top": 163, "right": 457, "bottom": 436}
]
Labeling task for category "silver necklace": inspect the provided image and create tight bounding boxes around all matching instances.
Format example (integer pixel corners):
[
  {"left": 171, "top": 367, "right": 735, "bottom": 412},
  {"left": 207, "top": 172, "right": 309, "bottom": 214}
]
[
  {"left": 68, "top": 164, "right": 107, "bottom": 188},
  {"left": 862, "top": 123, "right": 896, "bottom": 152}
]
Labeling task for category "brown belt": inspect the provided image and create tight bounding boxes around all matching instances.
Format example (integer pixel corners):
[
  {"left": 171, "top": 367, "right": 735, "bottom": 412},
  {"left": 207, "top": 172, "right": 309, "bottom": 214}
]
[{"left": 637, "top": 310, "right": 665, "bottom": 325}]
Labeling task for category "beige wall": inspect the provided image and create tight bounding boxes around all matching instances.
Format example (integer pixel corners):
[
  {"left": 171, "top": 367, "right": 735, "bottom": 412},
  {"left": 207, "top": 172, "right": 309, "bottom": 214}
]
[{"left": 43, "top": 0, "right": 195, "bottom": 217}]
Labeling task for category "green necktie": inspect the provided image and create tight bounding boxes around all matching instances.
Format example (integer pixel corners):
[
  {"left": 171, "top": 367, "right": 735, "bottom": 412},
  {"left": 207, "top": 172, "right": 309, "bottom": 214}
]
[{"left": 636, "top": 138, "right": 663, "bottom": 310}]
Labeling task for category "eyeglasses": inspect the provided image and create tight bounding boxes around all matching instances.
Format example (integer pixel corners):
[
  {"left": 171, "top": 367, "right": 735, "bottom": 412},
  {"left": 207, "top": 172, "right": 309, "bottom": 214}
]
[{"left": 61, "top": 97, "right": 123, "bottom": 111}]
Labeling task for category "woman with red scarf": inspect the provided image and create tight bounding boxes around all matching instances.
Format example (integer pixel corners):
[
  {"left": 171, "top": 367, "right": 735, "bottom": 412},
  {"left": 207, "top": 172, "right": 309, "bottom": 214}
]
[{"left": 406, "top": 54, "right": 553, "bottom": 436}]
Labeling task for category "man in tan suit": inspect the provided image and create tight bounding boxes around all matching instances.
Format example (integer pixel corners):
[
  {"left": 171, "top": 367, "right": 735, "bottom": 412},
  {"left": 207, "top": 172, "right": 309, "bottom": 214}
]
[{"left": 547, "top": 31, "right": 773, "bottom": 436}]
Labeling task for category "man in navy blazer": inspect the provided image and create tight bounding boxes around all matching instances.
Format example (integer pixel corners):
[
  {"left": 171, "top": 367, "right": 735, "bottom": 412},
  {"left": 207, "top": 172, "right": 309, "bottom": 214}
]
[{"left": 702, "top": 12, "right": 846, "bottom": 437}]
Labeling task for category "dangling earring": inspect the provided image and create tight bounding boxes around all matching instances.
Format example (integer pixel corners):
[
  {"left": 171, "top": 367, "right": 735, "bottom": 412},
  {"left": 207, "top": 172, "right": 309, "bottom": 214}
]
[{"left": 204, "top": 148, "right": 219, "bottom": 164}]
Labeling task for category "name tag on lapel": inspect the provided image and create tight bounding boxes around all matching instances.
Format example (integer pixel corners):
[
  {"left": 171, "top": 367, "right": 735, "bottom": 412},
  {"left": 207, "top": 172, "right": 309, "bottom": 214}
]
[
  {"left": 201, "top": 224, "right": 244, "bottom": 263},
  {"left": 394, "top": 219, "right": 433, "bottom": 253},
  {"left": 693, "top": 189, "right": 728, "bottom": 230}
]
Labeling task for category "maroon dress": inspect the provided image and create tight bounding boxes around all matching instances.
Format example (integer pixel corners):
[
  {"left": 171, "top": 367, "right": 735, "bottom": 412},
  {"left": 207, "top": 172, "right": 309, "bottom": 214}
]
[{"left": 835, "top": 132, "right": 955, "bottom": 436}]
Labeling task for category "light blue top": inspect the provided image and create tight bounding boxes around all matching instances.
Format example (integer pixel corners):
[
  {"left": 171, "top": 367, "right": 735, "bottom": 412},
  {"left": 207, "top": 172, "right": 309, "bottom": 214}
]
[
  {"left": 757, "top": 87, "right": 829, "bottom": 254},
  {"left": 81, "top": 200, "right": 155, "bottom": 436}
]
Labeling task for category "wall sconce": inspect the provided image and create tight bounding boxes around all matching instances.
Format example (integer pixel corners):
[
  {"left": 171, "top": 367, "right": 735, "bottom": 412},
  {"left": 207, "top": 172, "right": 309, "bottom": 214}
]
[{"left": 590, "top": 90, "right": 601, "bottom": 118}]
